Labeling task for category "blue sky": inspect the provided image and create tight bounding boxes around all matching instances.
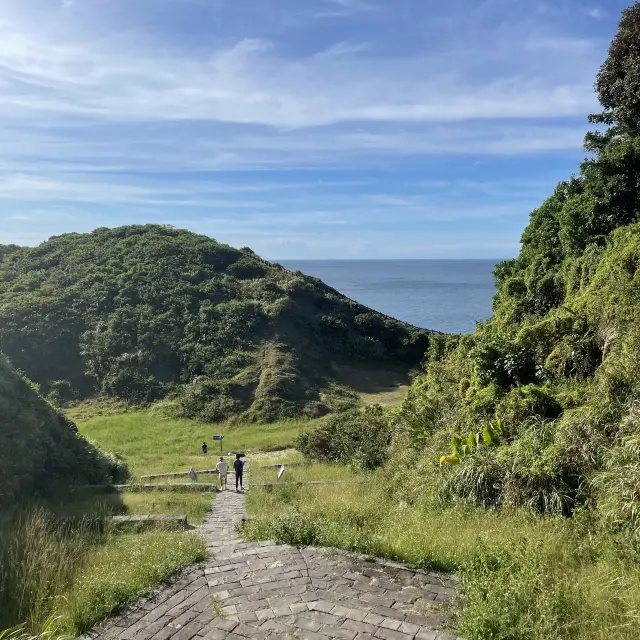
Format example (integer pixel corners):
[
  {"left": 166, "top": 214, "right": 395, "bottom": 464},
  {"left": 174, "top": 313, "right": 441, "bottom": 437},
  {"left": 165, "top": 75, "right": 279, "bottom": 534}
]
[{"left": 0, "top": 0, "right": 629, "bottom": 258}]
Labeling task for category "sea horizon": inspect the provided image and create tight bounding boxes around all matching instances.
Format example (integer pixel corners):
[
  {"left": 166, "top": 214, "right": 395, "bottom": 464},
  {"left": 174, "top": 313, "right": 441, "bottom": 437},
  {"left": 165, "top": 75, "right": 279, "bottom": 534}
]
[
  {"left": 272, "top": 257, "right": 510, "bottom": 262},
  {"left": 280, "top": 258, "right": 499, "bottom": 334}
]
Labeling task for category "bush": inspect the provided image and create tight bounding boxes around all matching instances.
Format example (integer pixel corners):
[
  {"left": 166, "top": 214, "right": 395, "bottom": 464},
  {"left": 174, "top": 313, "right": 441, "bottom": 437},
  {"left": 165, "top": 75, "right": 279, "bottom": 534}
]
[
  {"left": 46, "top": 380, "right": 77, "bottom": 407},
  {"left": 0, "top": 354, "right": 127, "bottom": 507},
  {"left": 297, "top": 405, "right": 391, "bottom": 470}
]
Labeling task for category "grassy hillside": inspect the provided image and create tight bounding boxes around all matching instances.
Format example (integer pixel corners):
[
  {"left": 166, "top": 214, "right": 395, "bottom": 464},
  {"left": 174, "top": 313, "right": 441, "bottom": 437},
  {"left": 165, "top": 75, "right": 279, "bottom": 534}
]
[
  {"left": 384, "top": 2, "right": 640, "bottom": 536},
  {"left": 243, "top": 6, "right": 640, "bottom": 639},
  {"left": 73, "top": 409, "right": 310, "bottom": 478},
  {"left": 0, "top": 225, "right": 431, "bottom": 423},
  {"left": 0, "top": 352, "right": 125, "bottom": 507}
]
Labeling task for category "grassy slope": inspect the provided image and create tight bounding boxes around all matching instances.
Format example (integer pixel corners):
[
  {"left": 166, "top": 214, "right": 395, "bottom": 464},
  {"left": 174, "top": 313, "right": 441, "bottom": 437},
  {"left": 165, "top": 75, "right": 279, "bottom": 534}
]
[
  {"left": 0, "top": 353, "right": 120, "bottom": 507},
  {"left": 0, "top": 508, "right": 205, "bottom": 634},
  {"left": 0, "top": 225, "right": 431, "bottom": 423},
  {"left": 71, "top": 408, "right": 311, "bottom": 478},
  {"left": 243, "top": 460, "right": 640, "bottom": 640}
]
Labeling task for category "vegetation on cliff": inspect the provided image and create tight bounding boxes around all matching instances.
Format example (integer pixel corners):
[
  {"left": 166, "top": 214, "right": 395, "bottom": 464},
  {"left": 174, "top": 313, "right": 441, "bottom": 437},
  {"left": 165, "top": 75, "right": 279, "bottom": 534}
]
[
  {"left": 0, "top": 226, "right": 430, "bottom": 423},
  {"left": 0, "top": 352, "right": 126, "bottom": 508},
  {"left": 249, "top": 5, "right": 640, "bottom": 639},
  {"left": 386, "top": 1, "right": 640, "bottom": 538}
]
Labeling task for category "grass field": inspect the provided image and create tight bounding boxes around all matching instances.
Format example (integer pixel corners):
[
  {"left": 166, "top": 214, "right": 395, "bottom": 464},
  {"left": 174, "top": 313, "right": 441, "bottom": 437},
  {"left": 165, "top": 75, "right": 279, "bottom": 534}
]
[
  {"left": 0, "top": 507, "right": 205, "bottom": 633},
  {"left": 0, "top": 409, "right": 312, "bottom": 636},
  {"left": 332, "top": 364, "right": 410, "bottom": 407},
  {"left": 56, "top": 531, "right": 205, "bottom": 634},
  {"left": 243, "top": 476, "right": 640, "bottom": 640},
  {"left": 45, "top": 489, "right": 214, "bottom": 526},
  {"left": 73, "top": 409, "right": 311, "bottom": 478}
]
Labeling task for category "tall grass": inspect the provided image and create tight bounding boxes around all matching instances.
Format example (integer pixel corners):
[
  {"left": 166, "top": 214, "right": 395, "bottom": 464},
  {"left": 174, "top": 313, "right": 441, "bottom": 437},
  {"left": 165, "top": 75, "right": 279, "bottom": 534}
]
[
  {"left": 0, "top": 617, "right": 71, "bottom": 640},
  {"left": 0, "top": 509, "right": 96, "bottom": 629},
  {"left": 243, "top": 479, "right": 640, "bottom": 640},
  {"left": 0, "top": 508, "right": 205, "bottom": 635},
  {"left": 57, "top": 531, "right": 206, "bottom": 634}
]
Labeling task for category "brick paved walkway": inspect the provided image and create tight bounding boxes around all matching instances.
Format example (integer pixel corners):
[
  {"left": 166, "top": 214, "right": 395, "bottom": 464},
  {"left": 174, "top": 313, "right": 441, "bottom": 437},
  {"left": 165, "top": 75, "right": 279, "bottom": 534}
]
[{"left": 87, "top": 480, "right": 461, "bottom": 640}]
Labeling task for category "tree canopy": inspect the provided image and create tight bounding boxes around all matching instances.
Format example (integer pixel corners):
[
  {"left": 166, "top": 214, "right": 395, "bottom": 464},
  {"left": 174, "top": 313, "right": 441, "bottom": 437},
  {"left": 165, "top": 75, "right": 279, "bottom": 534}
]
[
  {"left": 0, "top": 225, "right": 431, "bottom": 422},
  {"left": 595, "top": 1, "right": 640, "bottom": 131}
]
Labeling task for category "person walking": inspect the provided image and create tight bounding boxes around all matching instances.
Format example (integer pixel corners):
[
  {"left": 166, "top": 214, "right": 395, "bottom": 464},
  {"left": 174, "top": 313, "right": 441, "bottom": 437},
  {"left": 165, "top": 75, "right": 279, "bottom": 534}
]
[
  {"left": 234, "top": 454, "right": 244, "bottom": 491},
  {"left": 216, "top": 456, "right": 228, "bottom": 490},
  {"left": 202, "top": 441, "right": 208, "bottom": 455}
]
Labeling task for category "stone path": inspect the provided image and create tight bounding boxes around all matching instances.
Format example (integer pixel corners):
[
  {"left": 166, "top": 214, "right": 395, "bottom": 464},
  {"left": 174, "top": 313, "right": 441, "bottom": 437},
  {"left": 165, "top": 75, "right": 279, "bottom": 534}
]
[{"left": 87, "top": 478, "right": 461, "bottom": 640}]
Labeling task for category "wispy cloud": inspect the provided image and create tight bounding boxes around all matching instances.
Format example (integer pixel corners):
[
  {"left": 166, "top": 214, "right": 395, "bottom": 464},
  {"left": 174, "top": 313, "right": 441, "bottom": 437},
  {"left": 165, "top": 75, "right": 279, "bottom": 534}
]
[
  {"left": 313, "top": 0, "right": 380, "bottom": 18},
  {"left": 0, "top": 0, "right": 622, "bottom": 258},
  {"left": 0, "top": 11, "right": 600, "bottom": 130}
]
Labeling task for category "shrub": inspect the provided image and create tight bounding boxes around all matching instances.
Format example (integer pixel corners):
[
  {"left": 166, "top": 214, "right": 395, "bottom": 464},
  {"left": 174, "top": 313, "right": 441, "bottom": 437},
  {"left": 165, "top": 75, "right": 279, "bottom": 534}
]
[
  {"left": 46, "top": 380, "right": 77, "bottom": 407},
  {"left": 297, "top": 405, "right": 391, "bottom": 470}
]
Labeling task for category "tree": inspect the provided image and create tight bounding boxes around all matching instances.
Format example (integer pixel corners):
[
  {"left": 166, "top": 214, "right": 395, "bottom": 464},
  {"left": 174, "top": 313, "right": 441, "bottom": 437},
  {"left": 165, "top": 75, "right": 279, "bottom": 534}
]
[{"left": 594, "top": 2, "right": 640, "bottom": 132}]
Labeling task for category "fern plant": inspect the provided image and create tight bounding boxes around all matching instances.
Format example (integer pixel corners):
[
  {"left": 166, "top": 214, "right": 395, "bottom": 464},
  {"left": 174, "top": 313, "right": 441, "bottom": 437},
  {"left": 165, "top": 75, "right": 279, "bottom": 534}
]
[{"left": 440, "top": 419, "right": 503, "bottom": 465}]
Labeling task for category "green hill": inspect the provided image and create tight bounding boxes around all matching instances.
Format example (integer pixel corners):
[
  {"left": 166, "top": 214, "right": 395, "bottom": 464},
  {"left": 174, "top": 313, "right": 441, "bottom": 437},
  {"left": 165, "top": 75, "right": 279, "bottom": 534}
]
[
  {"left": 0, "top": 352, "right": 125, "bottom": 507},
  {"left": 0, "top": 225, "right": 431, "bottom": 422},
  {"left": 394, "top": 1, "right": 640, "bottom": 535}
]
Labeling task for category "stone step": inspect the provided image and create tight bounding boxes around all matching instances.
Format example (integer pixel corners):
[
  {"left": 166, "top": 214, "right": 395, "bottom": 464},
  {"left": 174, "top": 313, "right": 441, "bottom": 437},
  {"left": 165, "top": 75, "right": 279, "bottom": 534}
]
[
  {"left": 141, "top": 469, "right": 220, "bottom": 480},
  {"left": 252, "top": 480, "right": 367, "bottom": 488},
  {"left": 140, "top": 467, "right": 248, "bottom": 480},
  {"left": 110, "top": 514, "right": 188, "bottom": 531},
  {"left": 83, "top": 483, "right": 219, "bottom": 492}
]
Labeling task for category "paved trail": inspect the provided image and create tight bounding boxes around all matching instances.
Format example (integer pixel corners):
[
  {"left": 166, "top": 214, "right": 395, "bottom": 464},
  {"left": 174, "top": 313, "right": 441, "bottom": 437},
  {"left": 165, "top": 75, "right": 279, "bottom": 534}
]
[{"left": 87, "top": 479, "right": 460, "bottom": 640}]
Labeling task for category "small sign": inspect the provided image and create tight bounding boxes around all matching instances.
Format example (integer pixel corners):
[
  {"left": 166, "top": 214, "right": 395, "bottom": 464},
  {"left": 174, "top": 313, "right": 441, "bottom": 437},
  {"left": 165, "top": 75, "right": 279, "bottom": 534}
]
[
  {"left": 213, "top": 435, "right": 224, "bottom": 441},
  {"left": 188, "top": 467, "right": 197, "bottom": 482},
  {"left": 277, "top": 465, "right": 285, "bottom": 480}
]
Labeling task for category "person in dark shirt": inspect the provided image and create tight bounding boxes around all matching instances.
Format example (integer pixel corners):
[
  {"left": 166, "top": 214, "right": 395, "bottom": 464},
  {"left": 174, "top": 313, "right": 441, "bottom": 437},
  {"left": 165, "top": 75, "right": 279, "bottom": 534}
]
[
  {"left": 202, "top": 442, "right": 208, "bottom": 455},
  {"left": 234, "top": 454, "right": 244, "bottom": 491}
]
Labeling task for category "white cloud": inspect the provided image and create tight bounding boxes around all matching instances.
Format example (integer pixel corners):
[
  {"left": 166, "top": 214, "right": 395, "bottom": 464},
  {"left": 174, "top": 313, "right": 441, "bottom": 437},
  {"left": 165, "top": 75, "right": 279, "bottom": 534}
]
[
  {"left": 0, "top": 0, "right": 610, "bottom": 259},
  {"left": 587, "top": 8, "right": 604, "bottom": 20},
  {"left": 0, "top": 15, "right": 600, "bottom": 130}
]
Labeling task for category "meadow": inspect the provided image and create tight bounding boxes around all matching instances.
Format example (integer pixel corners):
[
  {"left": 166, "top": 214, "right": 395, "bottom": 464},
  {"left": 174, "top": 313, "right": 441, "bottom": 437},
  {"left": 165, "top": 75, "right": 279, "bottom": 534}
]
[
  {"left": 70, "top": 406, "right": 311, "bottom": 478},
  {"left": 0, "top": 406, "right": 317, "bottom": 636},
  {"left": 243, "top": 461, "right": 640, "bottom": 640},
  {"left": 7, "top": 398, "right": 640, "bottom": 640},
  {"left": 0, "top": 506, "right": 205, "bottom": 635}
]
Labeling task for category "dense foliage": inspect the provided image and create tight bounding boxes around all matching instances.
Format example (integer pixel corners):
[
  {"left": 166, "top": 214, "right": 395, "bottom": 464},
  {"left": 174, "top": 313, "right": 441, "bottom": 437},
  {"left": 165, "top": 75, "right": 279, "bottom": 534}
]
[
  {"left": 0, "top": 226, "right": 430, "bottom": 422},
  {"left": 0, "top": 352, "right": 126, "bottom": 507},
  {"left": 391, "top": 1, "right": 640, "bottom": 539},
  {"left": 245, "top": 7, "right": 640, "bottom": 640},
  {"left": 297, "top": 405, "right": 391, "bottom": 470}
]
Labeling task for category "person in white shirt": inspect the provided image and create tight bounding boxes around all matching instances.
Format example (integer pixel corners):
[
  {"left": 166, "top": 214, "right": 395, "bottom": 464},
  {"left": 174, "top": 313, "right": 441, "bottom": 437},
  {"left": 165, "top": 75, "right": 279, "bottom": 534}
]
[{"left": 215, "top": 457, "right": 228, "bottom": 490}]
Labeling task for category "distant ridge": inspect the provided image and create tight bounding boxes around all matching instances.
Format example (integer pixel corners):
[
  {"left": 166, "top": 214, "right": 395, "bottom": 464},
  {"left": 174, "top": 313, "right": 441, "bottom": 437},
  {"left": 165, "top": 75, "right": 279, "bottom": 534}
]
[{"left": 0, "top": 225, "right": 436, "bottom": 422}]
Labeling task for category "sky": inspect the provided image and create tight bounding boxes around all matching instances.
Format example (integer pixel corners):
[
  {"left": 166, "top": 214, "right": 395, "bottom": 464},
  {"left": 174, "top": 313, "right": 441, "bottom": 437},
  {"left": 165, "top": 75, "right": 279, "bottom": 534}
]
[{"left": 0, "top": 0, "right": 631, "bottom": 259}]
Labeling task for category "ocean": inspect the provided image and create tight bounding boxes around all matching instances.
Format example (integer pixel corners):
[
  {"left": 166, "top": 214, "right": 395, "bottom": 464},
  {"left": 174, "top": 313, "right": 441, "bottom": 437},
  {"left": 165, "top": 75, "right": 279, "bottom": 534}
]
[{"left": 280, "top": 259, "right": 500, "bottom": 334}]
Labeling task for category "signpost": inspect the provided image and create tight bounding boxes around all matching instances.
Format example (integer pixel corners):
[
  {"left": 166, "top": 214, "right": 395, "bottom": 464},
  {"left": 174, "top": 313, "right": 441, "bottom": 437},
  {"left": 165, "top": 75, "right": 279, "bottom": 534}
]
[{"left": 213, "top": 435, "right": 224, "bottom": 457}]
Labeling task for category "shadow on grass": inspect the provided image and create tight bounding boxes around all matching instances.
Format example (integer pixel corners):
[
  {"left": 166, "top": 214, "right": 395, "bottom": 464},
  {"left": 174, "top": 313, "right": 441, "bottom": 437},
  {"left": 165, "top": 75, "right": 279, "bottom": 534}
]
[{"left": 333, "top": 363, "right": 409, "bottom": 395}]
